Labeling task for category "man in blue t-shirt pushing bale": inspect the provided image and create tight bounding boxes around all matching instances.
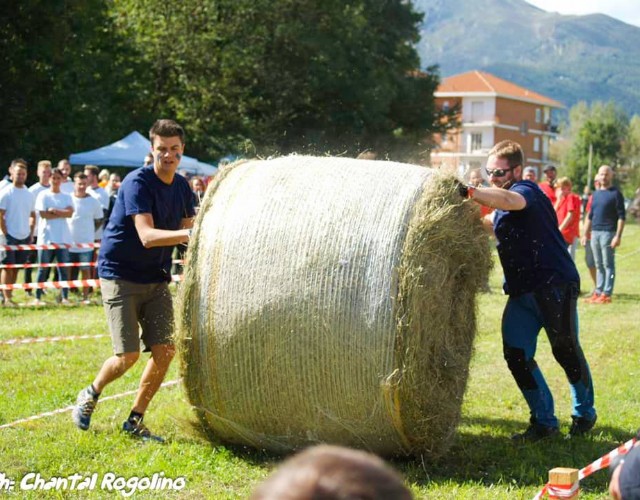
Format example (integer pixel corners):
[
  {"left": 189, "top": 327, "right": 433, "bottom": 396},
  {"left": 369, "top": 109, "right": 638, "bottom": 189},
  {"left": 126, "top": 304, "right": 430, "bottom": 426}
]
[
  {"left": 458, "top": 140, "right": 597, "bottom": 442},
  {"left": 72, "top": 119, "right": 196, "bottom": 441}
]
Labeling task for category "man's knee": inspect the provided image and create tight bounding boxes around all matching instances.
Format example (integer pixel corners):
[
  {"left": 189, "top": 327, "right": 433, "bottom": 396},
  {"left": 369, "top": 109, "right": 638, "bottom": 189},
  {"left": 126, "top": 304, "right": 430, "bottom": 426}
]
[
  {"left": 549, "top": 337, "right": 586, "bottom": 385},
  {"left": 117, "top": 351, "right": 140, "bottom": 370},
  {"left": 151, "top": 343, "right": 175, "bottom": 366},
  {"left": 503, "top": 345, "right": 538, "bottom": 390}
]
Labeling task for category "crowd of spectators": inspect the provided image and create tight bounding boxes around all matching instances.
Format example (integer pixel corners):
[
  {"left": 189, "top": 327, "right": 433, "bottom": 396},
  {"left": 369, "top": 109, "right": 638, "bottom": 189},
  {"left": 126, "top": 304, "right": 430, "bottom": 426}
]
[{"left": 0, "top": 158, "right": 210, "bottom": 307}]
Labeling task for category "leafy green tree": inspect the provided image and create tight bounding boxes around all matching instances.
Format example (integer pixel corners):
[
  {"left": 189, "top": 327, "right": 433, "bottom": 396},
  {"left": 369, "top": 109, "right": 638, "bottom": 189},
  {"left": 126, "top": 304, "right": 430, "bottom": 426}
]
[
  {"left": 564, "top": 101, "right": 628, "bottom": 190},
  {"left": 622, "top": 114, "right": 640, "bottom": 193},
  {"left": 111, "top": 0, "right": 443, "bottom": 161},
  {"left": 0, "top": 1, "right": 141, "bottom": 173}
]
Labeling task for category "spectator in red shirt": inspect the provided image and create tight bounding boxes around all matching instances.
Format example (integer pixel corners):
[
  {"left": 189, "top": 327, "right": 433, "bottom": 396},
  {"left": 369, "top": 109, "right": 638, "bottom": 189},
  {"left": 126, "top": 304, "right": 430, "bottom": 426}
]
[
  {"left": 469, "top": 169, "right": 493, "bottom": 218},
  {"left": 554, "top": 177, "right": 581, "bottom": 259},
  {"left": 539, "top": 164, "right": 557, "bottom": 204}
]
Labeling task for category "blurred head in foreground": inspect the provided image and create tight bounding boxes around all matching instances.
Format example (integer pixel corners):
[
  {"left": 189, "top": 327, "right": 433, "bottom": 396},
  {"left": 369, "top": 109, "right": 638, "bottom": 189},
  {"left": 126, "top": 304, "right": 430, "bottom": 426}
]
[{"left": 250, "top": 445, "right": 413, "bottom": 500}]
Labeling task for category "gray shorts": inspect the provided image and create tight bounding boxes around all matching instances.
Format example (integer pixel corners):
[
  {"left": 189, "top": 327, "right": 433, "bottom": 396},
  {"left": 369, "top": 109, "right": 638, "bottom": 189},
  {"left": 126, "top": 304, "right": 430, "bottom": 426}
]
[
  {"left": 585, "top": 239, "right": 595, "bottom": 268},
  {"left": 100, "top": 278, "right": 174, "bottom": 354}
]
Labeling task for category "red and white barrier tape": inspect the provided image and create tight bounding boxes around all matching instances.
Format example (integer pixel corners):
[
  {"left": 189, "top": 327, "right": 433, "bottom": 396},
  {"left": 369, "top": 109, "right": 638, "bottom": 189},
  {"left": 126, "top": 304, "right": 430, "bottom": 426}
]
[
  {"left": 0, "top": 242, "right": 99, "bottom": 251},
  {"left": 0, "top": 379, "right": 181, "bottom": 430},
  {"left": 0, "top": 274, "right": 183, "bottom": 291},
  {"left": 0, "top": 279, "right": 101, "bottom": 291},
  {"left": 532, "top": 437, "right": 639, "bottom": 499},
  {"left": 0, "top": 259, "right": 184, "bottom": 270},
  {"left": 578, "top": 437, "right": 638, "bottom": 479},
  {"left": 0, "top": 334, "right": 108, "bottom": 346},
  {"left": 0, "top": 261, "right": 97, "bottom": 269}
]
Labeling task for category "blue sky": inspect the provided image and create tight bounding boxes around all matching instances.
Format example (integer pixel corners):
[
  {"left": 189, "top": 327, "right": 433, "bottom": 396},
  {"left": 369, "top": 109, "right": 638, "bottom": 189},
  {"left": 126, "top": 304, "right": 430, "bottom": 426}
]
[{"left": 526, "top": 0, "right": 640, "bottom": 27}]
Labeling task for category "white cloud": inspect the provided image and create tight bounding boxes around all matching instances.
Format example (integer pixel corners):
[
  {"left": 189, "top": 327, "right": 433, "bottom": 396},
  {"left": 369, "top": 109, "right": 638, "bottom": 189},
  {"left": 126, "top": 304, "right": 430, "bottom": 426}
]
[{"left": 526, "top": 0, "right": 640, "bottom": 27}]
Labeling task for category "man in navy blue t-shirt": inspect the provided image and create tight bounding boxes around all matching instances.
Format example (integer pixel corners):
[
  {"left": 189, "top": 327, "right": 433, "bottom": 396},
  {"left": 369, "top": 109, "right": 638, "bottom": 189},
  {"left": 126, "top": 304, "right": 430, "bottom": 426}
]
[
  {"left": 581, "top": 165, "right": 625, "bottom": 304},
  {"left": 459, "top": 140, "right": 596, "bottom": 442},
  {"left": 72, "top": 119, "right": 195, "bottom": 441}
]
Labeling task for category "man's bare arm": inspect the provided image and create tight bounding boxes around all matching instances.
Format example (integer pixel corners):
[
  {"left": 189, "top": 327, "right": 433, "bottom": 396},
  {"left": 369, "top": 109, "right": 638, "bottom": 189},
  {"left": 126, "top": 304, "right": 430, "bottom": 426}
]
[{"left": 133, "top": 213, "right": 190, "bottom": 248}]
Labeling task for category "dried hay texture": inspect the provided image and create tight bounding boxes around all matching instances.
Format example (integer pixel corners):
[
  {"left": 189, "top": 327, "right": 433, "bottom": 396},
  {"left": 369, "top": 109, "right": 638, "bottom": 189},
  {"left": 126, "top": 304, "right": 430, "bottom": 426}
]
[{"left": 176, "top": 155, "right": 491, "bottom": 457}]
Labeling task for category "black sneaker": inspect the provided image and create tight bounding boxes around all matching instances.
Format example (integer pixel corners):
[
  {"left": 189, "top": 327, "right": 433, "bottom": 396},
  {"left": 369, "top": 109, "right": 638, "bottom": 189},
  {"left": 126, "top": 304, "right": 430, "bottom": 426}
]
[
  {"left": 512, "top": 420, "right": 559, "bottom": 443},
  {"left": 122, "top": 416, "right": 164, "bottom": 443},
  {"left": 569, "top": 414, "right": 597, "bottom": 436}
]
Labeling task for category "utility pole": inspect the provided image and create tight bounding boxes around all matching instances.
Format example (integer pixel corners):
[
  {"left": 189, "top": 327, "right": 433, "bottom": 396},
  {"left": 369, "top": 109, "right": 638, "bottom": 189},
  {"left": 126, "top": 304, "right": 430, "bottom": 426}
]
[{"left": 587, "top": 143, "right": 593, "bottom": 188}]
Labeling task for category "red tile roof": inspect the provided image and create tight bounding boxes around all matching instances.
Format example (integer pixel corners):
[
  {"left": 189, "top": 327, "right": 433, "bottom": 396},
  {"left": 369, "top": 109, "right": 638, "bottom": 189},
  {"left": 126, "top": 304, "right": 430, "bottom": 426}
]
[{"left": 436, "top": 70, "right": 563, "bottom": 108}]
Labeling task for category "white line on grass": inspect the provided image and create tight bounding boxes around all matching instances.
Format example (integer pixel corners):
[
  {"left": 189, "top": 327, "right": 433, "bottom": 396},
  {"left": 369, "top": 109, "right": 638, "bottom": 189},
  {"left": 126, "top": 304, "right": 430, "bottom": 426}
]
[
  {"left": 0, "top": 379, "right": 181, "bottom": 430},
  {"left": 0, "top": 334, "right": 109, "bottom": 346}
]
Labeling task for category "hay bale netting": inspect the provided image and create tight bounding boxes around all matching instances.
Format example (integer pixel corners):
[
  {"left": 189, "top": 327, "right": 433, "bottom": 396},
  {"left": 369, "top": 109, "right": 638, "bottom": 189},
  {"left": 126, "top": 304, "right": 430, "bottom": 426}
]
[{"left": 176, "top": 155, "right": 491, "bottom": 457}]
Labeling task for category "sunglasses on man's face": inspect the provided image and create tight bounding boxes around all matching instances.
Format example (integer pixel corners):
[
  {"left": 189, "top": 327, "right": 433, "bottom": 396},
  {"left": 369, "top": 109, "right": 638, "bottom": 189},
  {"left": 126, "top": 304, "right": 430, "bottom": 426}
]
[{"left": 484, "top": 166, "right": 515, "bottom": 177}]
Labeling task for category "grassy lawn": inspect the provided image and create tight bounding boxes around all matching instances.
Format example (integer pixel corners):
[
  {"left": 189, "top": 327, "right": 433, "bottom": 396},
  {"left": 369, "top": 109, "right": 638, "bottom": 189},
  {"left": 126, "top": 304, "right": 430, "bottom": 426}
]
[{"left": 0, "top": 222, "right": 638, "bottom": 498}]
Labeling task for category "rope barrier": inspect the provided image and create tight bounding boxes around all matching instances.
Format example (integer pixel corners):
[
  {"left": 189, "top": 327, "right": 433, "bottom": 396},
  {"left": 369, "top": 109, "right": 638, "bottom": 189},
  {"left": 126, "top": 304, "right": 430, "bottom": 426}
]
[
  {"left": 0, "top": 259, "right": 184, "bottom": 270},
  {"left": 0, "top": 379, "right": 181, "bottom": 430},
  {"left": 0, "top": 242, "right": 100, "bottom": 251},
  {"left": 0, "top": 261, "right": 97, "bottom": 269},
  {"left": 0, "top": 274, "right": 183, "bottom": 291},
  {"left": 0, "top": 334, "right": 108, "bottom": 346}
]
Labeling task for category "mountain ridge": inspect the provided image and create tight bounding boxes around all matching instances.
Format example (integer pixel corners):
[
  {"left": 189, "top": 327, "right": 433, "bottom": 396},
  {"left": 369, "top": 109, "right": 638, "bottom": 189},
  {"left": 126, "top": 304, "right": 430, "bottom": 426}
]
[{"left": 413, "top": 0, "right": 640, "bottom": 116}]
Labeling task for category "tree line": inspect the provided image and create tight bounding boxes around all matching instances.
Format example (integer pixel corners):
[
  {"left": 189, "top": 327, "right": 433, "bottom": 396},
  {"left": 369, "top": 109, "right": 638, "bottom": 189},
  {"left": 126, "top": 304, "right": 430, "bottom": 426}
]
[
  {"left": 0, "top": 0, "right": 450, "bottom": 170},
  {"left": 556, "top": 101, "right": 640, "bottom": 197}
]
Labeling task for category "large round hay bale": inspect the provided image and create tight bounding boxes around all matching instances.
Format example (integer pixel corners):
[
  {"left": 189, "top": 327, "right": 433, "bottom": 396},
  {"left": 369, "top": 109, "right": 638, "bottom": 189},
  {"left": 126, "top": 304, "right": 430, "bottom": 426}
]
[{"left": 176, "top": 155, "right": 491, "bottom": 457}]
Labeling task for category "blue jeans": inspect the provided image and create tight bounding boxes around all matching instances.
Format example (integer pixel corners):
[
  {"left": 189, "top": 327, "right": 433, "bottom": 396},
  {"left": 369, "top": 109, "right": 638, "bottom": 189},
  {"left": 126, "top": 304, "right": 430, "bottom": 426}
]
[
  {"left": 590, "top": 230, "right": 615, "bottom": 296},
  {"left": 502, "top": 284, "right": 596, "bottom": 428},
  {"left": 36, "top": 248, "right": 70, "bottom": 299}
]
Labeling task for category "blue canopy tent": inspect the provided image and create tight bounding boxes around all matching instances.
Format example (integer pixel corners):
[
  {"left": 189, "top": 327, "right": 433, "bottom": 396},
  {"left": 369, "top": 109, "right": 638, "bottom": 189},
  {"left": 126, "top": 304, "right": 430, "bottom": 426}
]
[{"left": 69, "top": 131, "right": 218, "bottom": 176}]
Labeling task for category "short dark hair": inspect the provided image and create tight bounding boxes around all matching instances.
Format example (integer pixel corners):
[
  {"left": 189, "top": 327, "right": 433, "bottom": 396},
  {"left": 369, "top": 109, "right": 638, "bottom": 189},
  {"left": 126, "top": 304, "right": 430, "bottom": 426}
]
[
  {"left": 149, "top": 119, "right": 185, "bottom": 145},
  {"left": 51, "top": 167, "right": 65, "bottom": 177},
  {"left": 84, "top": 165, "right": 99, "bottom": 177},
  {"left": 488, "top": 140, "right": 524, "bottom": 170},
  {"left": 11, "top": 158, "right": 28, "bottom": 169},
  {"left": 74, "top": 172, "right": 88, "bottom": 181},
  {"left": 250, "top": 445, "right": 413, "bottom": 500}
]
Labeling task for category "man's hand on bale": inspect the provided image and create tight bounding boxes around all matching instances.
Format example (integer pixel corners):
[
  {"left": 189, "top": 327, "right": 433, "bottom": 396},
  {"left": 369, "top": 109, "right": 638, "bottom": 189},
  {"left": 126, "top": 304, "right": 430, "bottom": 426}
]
[{"left": 457, "top": 183, "right": 475, "bottom": 199}]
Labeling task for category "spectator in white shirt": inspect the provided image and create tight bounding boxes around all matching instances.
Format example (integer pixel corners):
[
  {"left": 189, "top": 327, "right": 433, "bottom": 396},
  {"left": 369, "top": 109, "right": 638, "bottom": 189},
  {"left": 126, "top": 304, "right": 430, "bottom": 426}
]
[
  {"left": 84, "top": 165, "right": 109, "bottom": 281},
  {"left": 84, "top": 165, "right": 109, "bottom": 233},
  {"left": 0, "top": 160, "right": 14, "bottom": 270},
  {"left": 58, "top": 159, "right": 75, "bottom": 195},
  {"left": 0, "top": 160, "right": 36, "bottom": 306},
  {"left": 34, "top": 167, "right": 74, "bottom": 305},
  {"left": 68, "top": 172, "right": 103, "bottom": 303},
  {"left": 25, "top": 160, "right": 53, "bottom": 291}
]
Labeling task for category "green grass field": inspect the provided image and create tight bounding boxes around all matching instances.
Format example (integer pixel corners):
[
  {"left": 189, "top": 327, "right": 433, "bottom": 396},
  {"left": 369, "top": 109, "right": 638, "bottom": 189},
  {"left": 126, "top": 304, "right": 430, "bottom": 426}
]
[{"left": 0, "top": 223, "right": 638, "bottom": 498}]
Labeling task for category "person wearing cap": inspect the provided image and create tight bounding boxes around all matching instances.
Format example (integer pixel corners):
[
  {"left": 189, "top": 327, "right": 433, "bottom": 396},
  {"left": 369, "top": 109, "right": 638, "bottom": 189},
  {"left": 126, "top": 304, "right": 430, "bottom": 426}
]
[
  {"left": 539, "top": 164, "right": 557, "bottom": 204},
  {"left": 523, "top": 166, "right": 537, "bottom": 182}
]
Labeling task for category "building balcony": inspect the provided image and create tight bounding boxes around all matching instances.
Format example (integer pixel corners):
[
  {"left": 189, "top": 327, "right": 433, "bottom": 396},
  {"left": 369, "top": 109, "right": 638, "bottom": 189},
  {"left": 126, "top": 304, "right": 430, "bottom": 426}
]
[
  {"left": 432, "top": 145, "right": 491, "bottom": 156},
  {"left": 462, "top": 115, "right": 498, "bottom": 126}
]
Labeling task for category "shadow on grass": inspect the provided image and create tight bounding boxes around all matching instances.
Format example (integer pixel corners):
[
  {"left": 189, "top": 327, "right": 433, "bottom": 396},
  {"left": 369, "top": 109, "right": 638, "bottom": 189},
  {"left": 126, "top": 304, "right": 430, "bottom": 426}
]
[
  {"left": 607, "top": 292, "right": 640, "bottom": 304},
  {"left": 396, "top": 415, "right": 633, "bottom": 491},
  {"left": 176, "top": 413, "right": 632, "bottom": 493}
]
